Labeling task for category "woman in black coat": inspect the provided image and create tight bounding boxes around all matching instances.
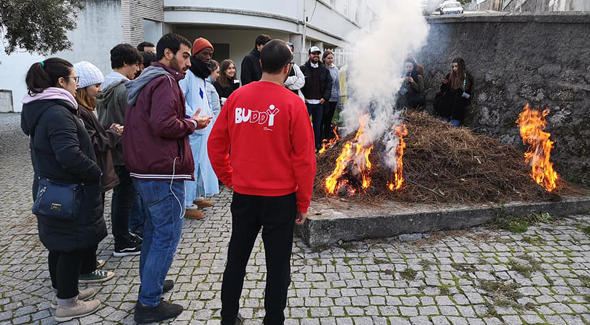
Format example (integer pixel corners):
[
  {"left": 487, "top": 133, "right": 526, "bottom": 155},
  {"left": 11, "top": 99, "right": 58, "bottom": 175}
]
[
  {"left": 20, "top": 58, "right": 105, "bottom": 321},
  {"left": 434, "top": 57, "right": 474, "bottom": 126}
]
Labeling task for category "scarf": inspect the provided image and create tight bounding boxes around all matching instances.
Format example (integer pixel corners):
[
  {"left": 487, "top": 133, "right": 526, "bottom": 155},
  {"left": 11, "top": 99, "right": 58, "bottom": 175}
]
[
  {"left": 22, "top": 87, "right": 78, "bottom": 109},
  {"left": 189, "top": 56, "right": 211, "bottom": 79}
]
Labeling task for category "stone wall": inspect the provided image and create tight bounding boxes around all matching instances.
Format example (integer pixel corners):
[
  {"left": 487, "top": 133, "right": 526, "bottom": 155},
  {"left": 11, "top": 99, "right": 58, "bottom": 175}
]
[{"left": 417, "top": 13, "right": 590, "bottom": 186}]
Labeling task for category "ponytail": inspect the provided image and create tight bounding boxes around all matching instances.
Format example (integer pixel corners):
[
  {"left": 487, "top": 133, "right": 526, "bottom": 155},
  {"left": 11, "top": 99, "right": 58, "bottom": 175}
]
[{"left": 25, "top": 58, "right": 73, "bottom": 95}]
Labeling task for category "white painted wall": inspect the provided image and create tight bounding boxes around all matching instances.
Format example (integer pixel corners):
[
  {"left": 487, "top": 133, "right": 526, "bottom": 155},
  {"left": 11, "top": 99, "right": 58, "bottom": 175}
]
[
  {"left": 0, "top": 0, "right": 122, "bottom": 112},
  {"left": 173, "top": 27, "right": 291, "bottom": 78}
]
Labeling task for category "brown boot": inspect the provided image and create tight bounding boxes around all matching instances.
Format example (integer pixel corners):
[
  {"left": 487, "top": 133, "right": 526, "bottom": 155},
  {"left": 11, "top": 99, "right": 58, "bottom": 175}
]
[
  {"left": 55, "top": 297, "right": 101, "bottom": 322},
  {"left": 193, "top": 199, "right": 213, "bottom": 208},
  {"left": 185, "top": 208, "right": 206, "bottom": 220}
]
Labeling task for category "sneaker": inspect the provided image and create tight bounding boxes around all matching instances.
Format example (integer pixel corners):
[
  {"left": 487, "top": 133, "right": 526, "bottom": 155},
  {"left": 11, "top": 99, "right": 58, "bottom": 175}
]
[
  {"left": 193, "top": 198, "right": 213, "bottom": 208},
  {"left": 51, "top": 288, "right": 97, "bottom": 309},
  {"left": 236, "top": 313, "right": 244, "bottom": 325},
  {"left": 96, "top": 259, "right": 106, "bottom": 269},
  {"left": 129, "top": 232, "right": 143, "bottom": 245},
  {"left": 139, "top": 279, "right": 174, "bottom": 295},
  {"left": 79, "top": 270, "right": 115, "bottom": 283},
  {"left": 55, "top": 298, "right": 101, "bottom": 322},
  {"left": 185, "top": 208, "right": 206, "bottom": 220},
  {"left": 113, "top": 243, "right": 141, "bottom": 257},
  {"left": 134, "top": 299, "right": 183, "bottom": 324}
]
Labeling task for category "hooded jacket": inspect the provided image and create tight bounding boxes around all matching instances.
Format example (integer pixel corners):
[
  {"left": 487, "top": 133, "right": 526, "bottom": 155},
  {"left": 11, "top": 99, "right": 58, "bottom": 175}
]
[
  {"left": 96, "top": 72, "right": 128, "bottom": 165},
  {"left": 240, "top": 48, "right": 262, "bottom": 86},
  {"left": 21, "top": 88, "right": 107, "bottom": 252},
  {"left": 78, "top": 103, "right": 121, "bottom": 192},
  {"left": 122, "top": 63, "right": 197, "bottom": 180}
]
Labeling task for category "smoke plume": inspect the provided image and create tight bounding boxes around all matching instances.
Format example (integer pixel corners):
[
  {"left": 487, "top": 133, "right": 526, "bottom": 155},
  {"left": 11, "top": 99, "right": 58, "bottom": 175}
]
[{"left": 341, "top": 0, "right": 430, "bottom": 170}]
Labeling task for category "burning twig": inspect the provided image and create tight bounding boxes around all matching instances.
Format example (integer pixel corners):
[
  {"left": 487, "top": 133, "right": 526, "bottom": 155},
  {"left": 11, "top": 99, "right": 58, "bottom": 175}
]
[
  {"left": 319, "top": 126, "right": 339, "bottom": 155},
  {"left": 387, "top": 124, "right": 408, "bottom": 191}
]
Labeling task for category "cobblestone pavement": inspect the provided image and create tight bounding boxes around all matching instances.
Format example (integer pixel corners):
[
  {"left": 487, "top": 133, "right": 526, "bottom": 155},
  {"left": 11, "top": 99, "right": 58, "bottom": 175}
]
[{"left": 1, "top": 113, "right": 590, "bottom": 325}]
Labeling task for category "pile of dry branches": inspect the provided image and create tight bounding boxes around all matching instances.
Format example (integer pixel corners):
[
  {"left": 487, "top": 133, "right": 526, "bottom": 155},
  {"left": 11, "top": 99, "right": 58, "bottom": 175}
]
[{"left": 314, "top": 110, "right": 566, "bottom": 204}]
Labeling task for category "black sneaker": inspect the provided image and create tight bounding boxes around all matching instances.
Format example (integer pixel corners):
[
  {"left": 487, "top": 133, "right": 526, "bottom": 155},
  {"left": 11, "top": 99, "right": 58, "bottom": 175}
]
[
  {"left": 113, "top": 243, "right": 141, "bottom": 257},
  {"left": 129, "top": 232, "right": 143, "bottom": 245},
  {"left": 134, "top": 299, "right": 183, "bottom": 324},
  {"left": 163, "top": 280, "right": 174, "bottom": 293},
  {"left": 139, "top": 279, "right": 174, "bottom": 295}
]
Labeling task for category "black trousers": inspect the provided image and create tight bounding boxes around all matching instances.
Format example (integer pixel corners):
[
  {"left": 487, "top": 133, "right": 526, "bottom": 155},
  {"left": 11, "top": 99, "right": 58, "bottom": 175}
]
[
  {"left": 48, "top": 248, "right": 93, "bottom": 299},
  {"left": 112, "top": 165, "right": 135, "bottom": 249},
  {"left": 221, "top": 192, "right": 297, "bottom": 325},
  {"left": 322, "top": 101, "right": 338, "bottom": 141}
]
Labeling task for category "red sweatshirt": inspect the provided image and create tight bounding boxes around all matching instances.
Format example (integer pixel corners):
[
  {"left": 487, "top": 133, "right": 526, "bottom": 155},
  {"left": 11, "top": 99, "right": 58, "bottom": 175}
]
[{"left": 208, "top": 81, "right": 317, "bottom": 213}]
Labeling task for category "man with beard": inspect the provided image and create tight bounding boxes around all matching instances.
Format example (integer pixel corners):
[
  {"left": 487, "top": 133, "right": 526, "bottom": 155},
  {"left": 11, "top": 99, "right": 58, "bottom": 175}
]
[
  {"left": 123, "top": 33, "right": 212, "bottom": 324},
  {"left": 240, "top": 34, "right": 271, "bottom": 85},
  {"left": 179, "top": 37, "right": 219, "bottom": 219},
  {"left": 300, "top": 46, "right": 332, "bottom": 152}
]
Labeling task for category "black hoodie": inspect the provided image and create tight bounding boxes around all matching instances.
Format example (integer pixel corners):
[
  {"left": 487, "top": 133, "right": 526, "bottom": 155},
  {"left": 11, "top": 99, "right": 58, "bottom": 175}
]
[{"left": 240, "top": 48, "right": 262, "bottom": 86}]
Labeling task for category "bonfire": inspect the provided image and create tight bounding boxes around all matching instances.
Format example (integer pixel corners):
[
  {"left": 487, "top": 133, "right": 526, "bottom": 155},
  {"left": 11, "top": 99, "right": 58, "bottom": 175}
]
[{"left": 314, "top": 109, "right": 565, "bottom": 204}]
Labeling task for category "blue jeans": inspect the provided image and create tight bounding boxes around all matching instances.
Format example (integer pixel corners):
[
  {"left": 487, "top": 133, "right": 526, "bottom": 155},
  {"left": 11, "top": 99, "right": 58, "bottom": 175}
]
[
  {"left": 132, "top": 179, "right": 185, "bottom": 307},
  {"left": 306, "top": 103, "right": 323, "bottom": 150},
  {"left": 129, "top": 193, "right": 145, "bottom": 237}
]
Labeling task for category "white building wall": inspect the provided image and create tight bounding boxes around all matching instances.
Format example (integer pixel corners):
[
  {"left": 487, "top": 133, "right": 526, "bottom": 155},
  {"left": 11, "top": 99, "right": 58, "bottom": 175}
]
[{"left": 0, "top": 0, "right": 123, "bottom": 112}]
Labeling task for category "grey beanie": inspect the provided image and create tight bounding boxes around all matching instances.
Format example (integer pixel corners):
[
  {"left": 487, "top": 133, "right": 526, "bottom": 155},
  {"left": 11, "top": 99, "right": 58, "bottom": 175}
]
[{"left": 74, "top": 61, "right": 105, "bottom": 89}]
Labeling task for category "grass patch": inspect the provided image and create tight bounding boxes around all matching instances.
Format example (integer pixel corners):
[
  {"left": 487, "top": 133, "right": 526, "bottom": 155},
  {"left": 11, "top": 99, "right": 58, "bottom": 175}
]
[
  {"left": 509, "top": 254, "right": 542, "bottom": 277},
  {"left": 580, "top": 276, "right": 590, "bottom": 288},
  {"left": 479, "top": 280, "right": 523, "bottom": 301},
  {"left": 484, "top": 301, "right": 499, "bottom": 317},
  {"left": 451, "top": 263, "right": 477, "bottom": 273},
  {"left": 439, "top": 284, "right": 452, "bottom": 296},
  {"left": 585, "top": 295, "right": 590, "bottom": 303},
  {"left": 494, "top": 208, "right": 553, "bottom": 233},
  {"left": 419, "top": 259, "right": 434, "bottom": 269},
  {"left": 400, "top": 268, "right": 417, "bottom": 281},
  {"left": 343, "top": 257, "right": 352, "bottom": 264},
  {"left": 580, "top": 225, "right": 590, "bottom": 236}
]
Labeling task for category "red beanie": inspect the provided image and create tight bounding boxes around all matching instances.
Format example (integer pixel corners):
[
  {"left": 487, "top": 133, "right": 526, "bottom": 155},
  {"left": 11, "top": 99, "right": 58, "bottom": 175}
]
[{"left": 192, "top": 38, "right": 214, "bottom": 56}]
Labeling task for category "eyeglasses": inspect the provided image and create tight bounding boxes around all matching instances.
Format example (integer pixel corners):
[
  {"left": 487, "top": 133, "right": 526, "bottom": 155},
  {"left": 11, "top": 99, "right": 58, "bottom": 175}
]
[{"left": 66, "top": 76, "right": 80, "bottom": 83}]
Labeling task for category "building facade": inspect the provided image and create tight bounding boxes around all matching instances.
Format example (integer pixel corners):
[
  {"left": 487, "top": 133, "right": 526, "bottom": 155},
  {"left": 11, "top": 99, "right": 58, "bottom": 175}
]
[
  {"left": 471, "top": 0, "right": 590, "bottom": 12},
  {"left": 1, "top": 0, "right": 373, "bottom": 112}
]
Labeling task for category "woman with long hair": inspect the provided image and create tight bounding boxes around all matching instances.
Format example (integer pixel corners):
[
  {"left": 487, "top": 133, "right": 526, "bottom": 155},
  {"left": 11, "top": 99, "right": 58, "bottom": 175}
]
[
  {"left": 213, "top": 59, "right": 240, "bottom": 107},
  {"left": 74, "top": 61, "right": 123, "bottom": 283},
  {"left": 434, "top": 57, "right": 474, "bottom": 126},
  {"left": 20, "top": 58, "right": 105, "bottom": 321},
  {"left": 321, "top": 50, "right": 341, "bottom": 140}
]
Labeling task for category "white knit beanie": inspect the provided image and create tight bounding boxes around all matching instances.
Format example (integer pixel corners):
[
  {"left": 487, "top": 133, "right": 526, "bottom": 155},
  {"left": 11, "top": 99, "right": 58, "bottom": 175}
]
[{"left": 74, "top": 61, "right": 105, "bottom": 89}]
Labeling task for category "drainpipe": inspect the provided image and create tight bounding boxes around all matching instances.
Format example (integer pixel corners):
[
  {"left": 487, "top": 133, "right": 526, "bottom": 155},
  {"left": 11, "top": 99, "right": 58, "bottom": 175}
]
[{"left": 302, "top": 0, "right": 308, "bottom": 61}]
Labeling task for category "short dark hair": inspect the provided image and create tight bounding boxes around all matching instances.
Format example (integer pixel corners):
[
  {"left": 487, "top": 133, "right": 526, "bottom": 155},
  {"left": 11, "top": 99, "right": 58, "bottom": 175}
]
[
  {"left": 25, "top": 58, "right": 73, "bottom": 95},
  {"left": 141, "top": 51, "right": 157, "bottom": 68},
  {"left": 255, "top": 34, "right": 272, "bottom": 47},
  {"left": 260, "top": 40, "right": 292, "bottom": 74},
  {"left": 137, "top": 41, "right": 155, "bottom": 52},
  {"left": 110, "top": 43, "right": 142, "bottom": 69},
  {"left": 156, "top": 33, "right": 191, "bottom": 61}
]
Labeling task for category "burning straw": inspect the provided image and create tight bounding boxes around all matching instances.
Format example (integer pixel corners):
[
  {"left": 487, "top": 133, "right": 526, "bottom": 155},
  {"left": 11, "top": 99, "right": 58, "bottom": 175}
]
[{"left": 314, "top": 110, "right": 563, "bottom": 204}]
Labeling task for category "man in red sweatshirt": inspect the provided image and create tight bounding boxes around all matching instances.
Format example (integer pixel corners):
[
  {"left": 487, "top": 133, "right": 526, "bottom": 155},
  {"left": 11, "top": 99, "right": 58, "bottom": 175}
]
[{"left": 208, "top": 39, "right": 316, "bottom": 325}]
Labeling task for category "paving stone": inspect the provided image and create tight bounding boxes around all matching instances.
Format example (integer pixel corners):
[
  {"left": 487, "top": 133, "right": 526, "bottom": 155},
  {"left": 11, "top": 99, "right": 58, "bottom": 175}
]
[{"left": 0, "top": 113, "right": 589, "bottom": 324}]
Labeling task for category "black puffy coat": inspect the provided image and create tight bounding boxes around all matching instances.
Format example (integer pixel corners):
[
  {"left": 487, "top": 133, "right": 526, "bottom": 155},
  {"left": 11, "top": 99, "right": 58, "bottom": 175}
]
[{"left": 21, "top": 98, "right": 107, "bottom": 252}]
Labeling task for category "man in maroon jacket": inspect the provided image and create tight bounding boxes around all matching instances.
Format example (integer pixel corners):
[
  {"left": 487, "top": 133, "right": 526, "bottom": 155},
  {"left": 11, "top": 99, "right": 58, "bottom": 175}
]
[{"left": 123, "top": 33, "right": 211, "bottom": 324}]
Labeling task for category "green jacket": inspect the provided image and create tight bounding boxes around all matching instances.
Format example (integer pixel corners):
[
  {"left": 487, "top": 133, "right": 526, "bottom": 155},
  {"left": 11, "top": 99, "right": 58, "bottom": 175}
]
[{"left": 96, "top": 79, "right": 127, "bottom": 166}]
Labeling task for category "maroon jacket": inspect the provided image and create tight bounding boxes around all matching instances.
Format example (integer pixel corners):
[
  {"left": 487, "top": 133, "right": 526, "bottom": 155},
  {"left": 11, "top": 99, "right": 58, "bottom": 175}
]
[{"left": 122, "top": 63, "right": 197, "bottom": 180}]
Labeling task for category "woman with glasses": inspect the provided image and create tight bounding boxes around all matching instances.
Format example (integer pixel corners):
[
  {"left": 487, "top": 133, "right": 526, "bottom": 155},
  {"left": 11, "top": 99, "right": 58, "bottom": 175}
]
[{"left": 20, "top": 58, "right": 106, "bottom": 321}]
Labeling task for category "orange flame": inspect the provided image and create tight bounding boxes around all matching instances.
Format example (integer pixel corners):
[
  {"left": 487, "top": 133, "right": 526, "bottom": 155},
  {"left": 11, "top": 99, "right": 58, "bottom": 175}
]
[
  {"left": 516, "top": 104, "right": 559, "bottom": 192},
  {"left": 387, "top": 124, "right": 408, "bottom": 191},
  {"left": 319, "top": 126, "right": 340, "bottom": 155},
  {"left": 325, "top": 123, "right": 374, "bottom": 195}
]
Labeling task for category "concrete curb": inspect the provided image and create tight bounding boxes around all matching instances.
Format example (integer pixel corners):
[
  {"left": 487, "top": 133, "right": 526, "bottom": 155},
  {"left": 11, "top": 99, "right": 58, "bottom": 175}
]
[{"left": 299, "top": 196, "right": 590, "bottom": 247}]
